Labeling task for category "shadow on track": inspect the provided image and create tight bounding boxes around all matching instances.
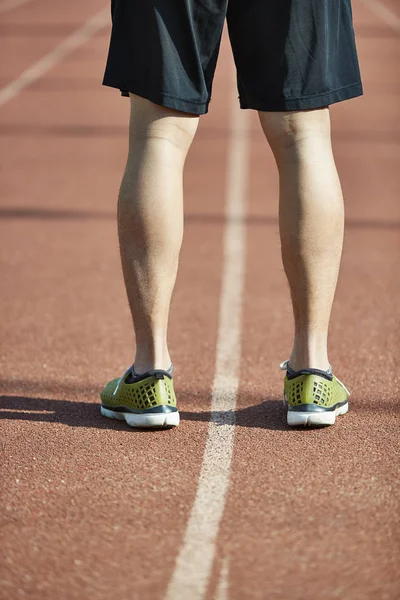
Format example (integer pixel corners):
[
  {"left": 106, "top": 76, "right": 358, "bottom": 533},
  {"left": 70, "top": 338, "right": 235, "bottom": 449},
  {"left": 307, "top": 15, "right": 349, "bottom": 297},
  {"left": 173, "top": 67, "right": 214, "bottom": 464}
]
[
  {"left": 1, "top": 207, "right": 399, "bottom": 230},
  {"left": 0, "top": 393, "right": 290, "bottom": 431},
  {"left": 181, "top": 400, "right": 288, "bottom": 431}
]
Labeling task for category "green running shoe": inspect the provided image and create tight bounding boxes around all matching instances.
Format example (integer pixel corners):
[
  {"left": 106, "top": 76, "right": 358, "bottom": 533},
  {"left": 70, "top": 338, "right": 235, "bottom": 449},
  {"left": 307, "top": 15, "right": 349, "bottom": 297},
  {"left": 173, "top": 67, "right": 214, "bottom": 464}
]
[
  {"left": 280, "top": 360, "right": 350, "bottom": 427},
  {"left": 100, "top": 366, "right": 179, "bottom": 428}
]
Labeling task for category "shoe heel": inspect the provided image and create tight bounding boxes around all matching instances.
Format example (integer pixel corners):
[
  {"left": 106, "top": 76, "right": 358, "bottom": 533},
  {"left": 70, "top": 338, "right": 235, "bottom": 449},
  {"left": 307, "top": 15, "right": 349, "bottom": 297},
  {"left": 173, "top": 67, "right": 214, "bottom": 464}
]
[
  {"left": 101, "top": 405, "right": 180, "bottom": 428},
  {"left": 287, "top": 402, "right": 348, "bottom": 428},
  {"left": 287, "top": 410, "right": 336, "bottom": 427}
]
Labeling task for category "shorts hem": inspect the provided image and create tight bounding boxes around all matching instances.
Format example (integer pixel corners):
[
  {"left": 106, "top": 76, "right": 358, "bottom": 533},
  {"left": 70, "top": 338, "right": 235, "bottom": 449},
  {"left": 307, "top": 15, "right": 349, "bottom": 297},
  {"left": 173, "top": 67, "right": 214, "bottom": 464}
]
[
  {"left": 102, "top": 80, "right": 209, "bottom": 115},
  {"left": 239, "top": 82, "right": 363, "bottom": 112}
]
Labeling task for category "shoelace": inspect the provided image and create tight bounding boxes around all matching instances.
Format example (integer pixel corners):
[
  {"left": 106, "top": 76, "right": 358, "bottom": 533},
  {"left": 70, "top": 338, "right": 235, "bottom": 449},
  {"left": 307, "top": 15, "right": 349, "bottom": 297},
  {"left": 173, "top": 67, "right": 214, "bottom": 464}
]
[{"left": 112, "top": 366, "right": 132, "bottom": 396}]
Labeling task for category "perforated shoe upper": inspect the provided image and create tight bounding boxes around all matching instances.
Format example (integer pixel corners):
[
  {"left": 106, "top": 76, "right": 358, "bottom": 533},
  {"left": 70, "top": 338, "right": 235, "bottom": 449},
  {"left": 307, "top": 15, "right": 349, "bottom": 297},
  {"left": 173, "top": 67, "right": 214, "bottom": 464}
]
[
  {"left": 284, "top": 373, "right": 349, "bottom": 409},
  {"left": 280, "top": 360, "right": 350, "bottom": 410},
  {"left": 101, "top": 369, "right": 177, "bottom": 411}
]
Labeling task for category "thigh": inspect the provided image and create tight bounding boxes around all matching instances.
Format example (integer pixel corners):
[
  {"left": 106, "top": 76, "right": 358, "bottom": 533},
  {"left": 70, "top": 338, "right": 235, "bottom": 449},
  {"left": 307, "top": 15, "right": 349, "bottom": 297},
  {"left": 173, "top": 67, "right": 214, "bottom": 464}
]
[
  {"left": 227, "top": 0, "right": 363, "bottom": 111},
  {"left": 103, "top": 0, "right": 228, "bottom": 115}
]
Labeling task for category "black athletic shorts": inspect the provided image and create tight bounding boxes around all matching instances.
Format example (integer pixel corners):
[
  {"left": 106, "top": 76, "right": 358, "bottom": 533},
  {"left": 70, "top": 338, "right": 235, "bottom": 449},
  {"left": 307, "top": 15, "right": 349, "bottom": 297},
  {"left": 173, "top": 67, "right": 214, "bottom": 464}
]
[{"left": 103, "top": 0, "right": 363, "bottom": 115}]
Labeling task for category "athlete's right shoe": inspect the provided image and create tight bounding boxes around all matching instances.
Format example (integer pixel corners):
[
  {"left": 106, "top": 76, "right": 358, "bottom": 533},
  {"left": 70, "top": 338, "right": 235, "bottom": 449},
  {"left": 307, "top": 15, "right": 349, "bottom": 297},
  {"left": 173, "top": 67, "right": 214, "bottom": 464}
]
[
  {"left": 280, "top": 360, "right": 350, "bottom": 427},
  {"left": 100, "top": 366, "right": 179, "bottom": 428}
]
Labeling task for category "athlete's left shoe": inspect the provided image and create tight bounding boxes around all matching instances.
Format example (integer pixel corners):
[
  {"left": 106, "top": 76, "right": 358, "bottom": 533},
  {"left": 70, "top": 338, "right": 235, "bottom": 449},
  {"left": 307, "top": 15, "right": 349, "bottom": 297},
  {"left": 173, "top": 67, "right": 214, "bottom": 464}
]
[
  {"left": 280, "top": 360, "right": 350, "bottom": 427},
  {"left": 100, "top": 366, "right": 179, "bottom": 428}
]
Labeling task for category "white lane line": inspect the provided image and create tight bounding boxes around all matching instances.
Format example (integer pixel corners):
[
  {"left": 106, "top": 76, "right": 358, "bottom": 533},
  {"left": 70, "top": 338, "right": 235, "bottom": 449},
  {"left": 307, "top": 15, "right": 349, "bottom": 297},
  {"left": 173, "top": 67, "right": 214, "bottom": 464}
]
[
  {"left": 165, "top": 75, "right": 249, "bottom": 600},
  {"left": 0, "top": 6, "right": 109, "bottom": 108},
  {"left": 215, "top": 558, "right": 230, "bottom": 600},
  {"left": 0, "top": 0, "right": 32, "bottom": 15},
  {"left": 360, "top": 0, "right": 400, "bottom": 31}
]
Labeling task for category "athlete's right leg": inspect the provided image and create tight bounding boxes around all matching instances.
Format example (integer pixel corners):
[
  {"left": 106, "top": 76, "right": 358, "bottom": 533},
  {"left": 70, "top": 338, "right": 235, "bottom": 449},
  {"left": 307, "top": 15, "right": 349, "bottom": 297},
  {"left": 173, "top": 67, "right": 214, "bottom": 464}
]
[
  {"left": 227, "top": 0, "right": 361, "bottom": 373},
  {"left": 259, "top": 108, "right": 343, "bottom": 372},
  {"left": 119, "top": 96, "right": 198, "bottom": 374},
  {"left": 227, "top": 0, "right": 360, "bottom": 425}
]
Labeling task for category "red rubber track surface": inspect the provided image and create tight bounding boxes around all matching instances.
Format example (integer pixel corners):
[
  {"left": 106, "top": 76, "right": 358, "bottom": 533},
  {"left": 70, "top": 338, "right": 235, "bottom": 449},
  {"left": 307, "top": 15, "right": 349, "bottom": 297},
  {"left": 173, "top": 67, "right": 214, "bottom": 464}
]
[{"left": 0, "top": 2, "right": 399, "bottom": 599}]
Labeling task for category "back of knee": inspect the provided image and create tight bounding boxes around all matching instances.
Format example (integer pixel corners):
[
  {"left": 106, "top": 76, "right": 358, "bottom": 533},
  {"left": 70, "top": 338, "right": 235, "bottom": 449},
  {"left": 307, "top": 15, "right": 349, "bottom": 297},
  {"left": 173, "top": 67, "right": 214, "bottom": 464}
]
[
  {"left": 129, "top": 96, "right": 199, "bottom": 153},
  {"left": 259, "top": 108, "right": 331, "bottom": 157}
]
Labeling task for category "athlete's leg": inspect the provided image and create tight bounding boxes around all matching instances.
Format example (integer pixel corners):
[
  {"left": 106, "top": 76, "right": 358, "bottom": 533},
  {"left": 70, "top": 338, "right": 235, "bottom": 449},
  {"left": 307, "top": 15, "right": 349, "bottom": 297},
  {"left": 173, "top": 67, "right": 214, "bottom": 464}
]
[
  {"left": 118, "top": 95, "right": 199, "bottom": 373},
  {"left": 259, "top": 108, "right": 344, "bottom": 371}
]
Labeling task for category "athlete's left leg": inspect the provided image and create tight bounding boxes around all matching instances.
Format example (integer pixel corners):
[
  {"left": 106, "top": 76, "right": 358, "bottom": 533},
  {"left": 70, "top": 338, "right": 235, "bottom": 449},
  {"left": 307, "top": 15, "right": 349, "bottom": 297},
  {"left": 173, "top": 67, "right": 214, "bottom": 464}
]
[{"left": 119, "top": 95, "right": 199, "bottom": 374}]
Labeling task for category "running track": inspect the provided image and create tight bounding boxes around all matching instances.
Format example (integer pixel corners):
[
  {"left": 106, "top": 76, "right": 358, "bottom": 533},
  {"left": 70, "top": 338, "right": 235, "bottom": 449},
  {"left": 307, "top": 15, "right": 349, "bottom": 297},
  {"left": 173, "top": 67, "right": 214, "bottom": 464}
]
[{"left": 0, "top": 1, "right": 399, "bottom": 599}]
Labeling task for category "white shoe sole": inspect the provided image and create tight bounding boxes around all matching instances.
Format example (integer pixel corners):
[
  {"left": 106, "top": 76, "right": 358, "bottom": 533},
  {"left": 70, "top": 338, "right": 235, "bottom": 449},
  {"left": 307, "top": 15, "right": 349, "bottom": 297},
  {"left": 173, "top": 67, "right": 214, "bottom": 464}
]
[
  {"left": 285, "top": 398, "right": 349, "bottom": 427},
  {"left": 101, "top": 406, "right": 180, "bottom": 428}
]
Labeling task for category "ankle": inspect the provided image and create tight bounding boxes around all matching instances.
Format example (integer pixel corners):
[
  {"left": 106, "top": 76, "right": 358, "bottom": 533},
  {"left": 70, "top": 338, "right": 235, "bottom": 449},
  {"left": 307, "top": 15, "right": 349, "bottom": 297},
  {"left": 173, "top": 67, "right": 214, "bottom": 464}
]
[
  {"left": 133, "top": 350, "right": 171, "bottom": 375},
  {"left": 289, "top": 357, "right": 330, "bottom": 372},
  {"left": 290, "top": 338, "right": 330, "bottom": 372}
]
